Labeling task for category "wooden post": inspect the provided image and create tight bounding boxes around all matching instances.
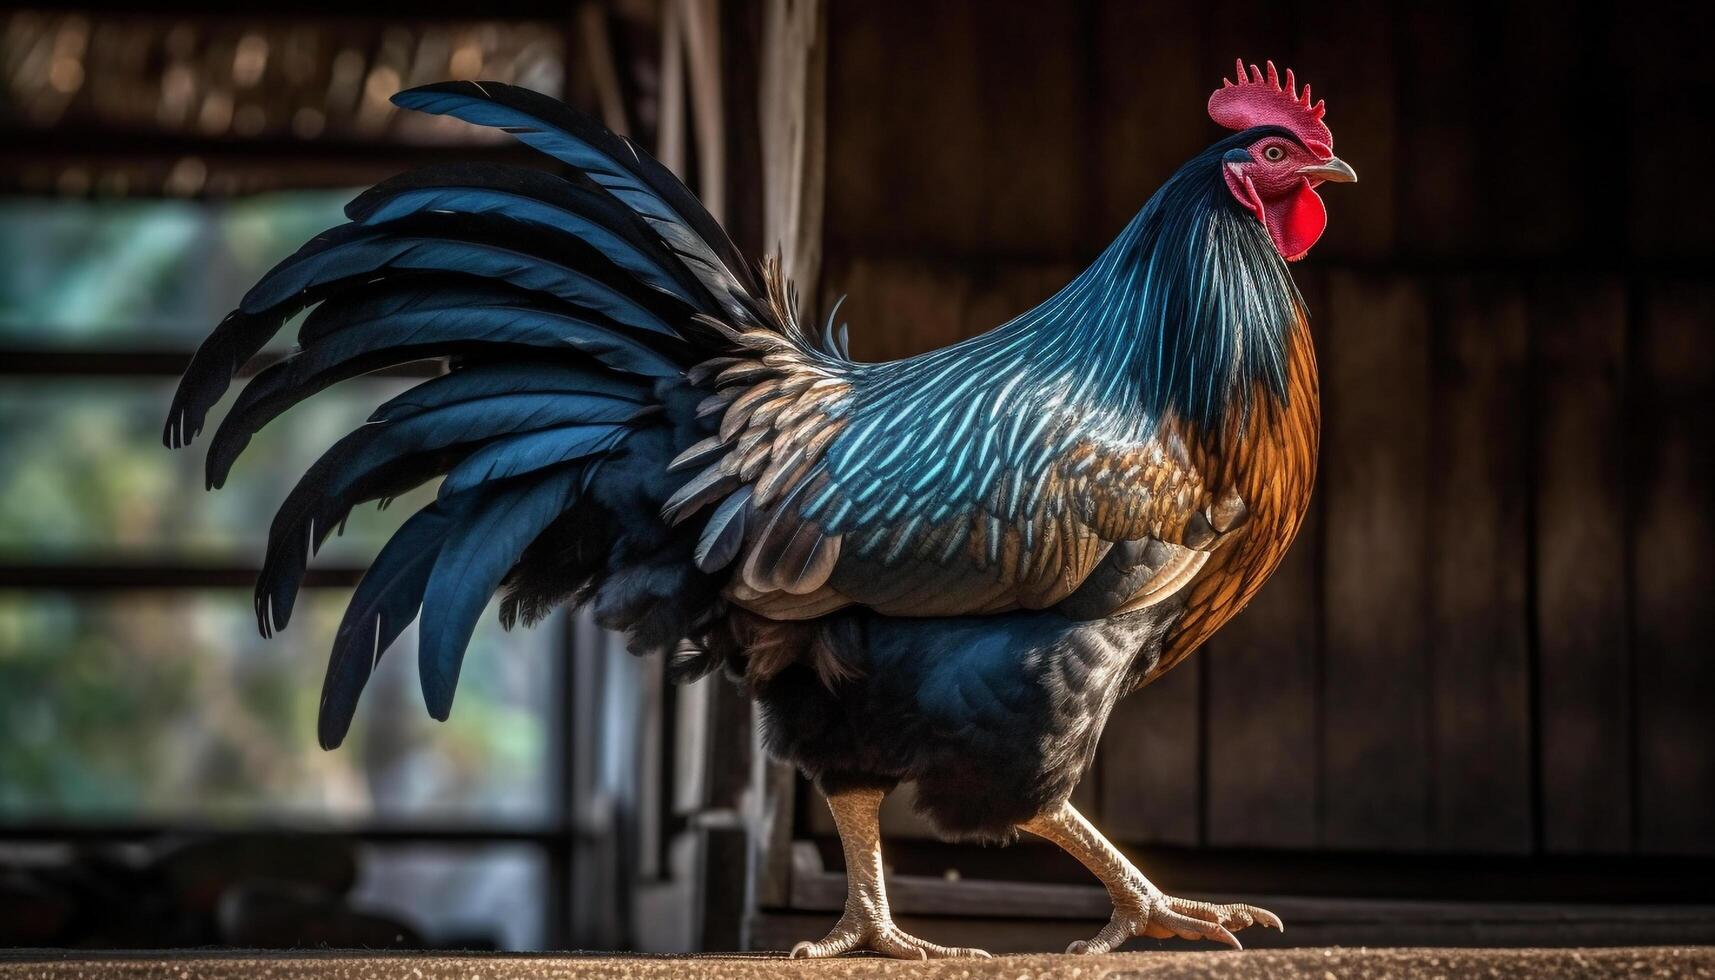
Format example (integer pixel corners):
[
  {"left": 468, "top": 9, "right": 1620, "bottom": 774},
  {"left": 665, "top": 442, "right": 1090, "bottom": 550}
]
[{"left": 759, "top": 0, "right": 826, "bottom": 318}]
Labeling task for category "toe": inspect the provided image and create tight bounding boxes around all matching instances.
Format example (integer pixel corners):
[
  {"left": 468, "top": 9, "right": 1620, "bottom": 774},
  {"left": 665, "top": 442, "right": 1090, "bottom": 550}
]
[
  {"left": 1164, "top": 896, "right": 1284, "bottom": 937},
  {"left": 1217, "top": 905, "right": 1255, "bottom": 929},
  {"left": 790, "top": 921, "right": 866, "bottom": 959},
  {"left": 1153, "top": 904, "right": 1242, "bottom": 949},
  {"left": 1065, "top": 912, "right": 1135, "bottom": 955},
  {"left": 1073, "top": 895, "right": 1274, "bottom": 953},
  {"left": 870, "top": 932, "right": 929, "bottom": 960},
  {"left": 790, "top": 935, "right": 855, "bottom": 959},
  {"left": 915, "top": 942, "right": 991, "bottom": 959},
  {"left": 889, "top": 927, "right": 990, "bottom": 959},
  {"left": 1211, "top": 902, "right": 1281, "bottom": 934}
]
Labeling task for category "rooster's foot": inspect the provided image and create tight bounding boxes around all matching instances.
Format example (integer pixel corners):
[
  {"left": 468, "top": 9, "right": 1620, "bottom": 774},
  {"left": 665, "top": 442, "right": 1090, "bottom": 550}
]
[
  {"left": 790, "top": 912, "right": 990, "bottom": 960},
  {"left": 799, "top": 785, "right": 991, "bottom": 959},
  {"left": 1067, "top": 891, "right": 1282, "bottom": 954},
  {"left": 1021, "top": 800, "right": 1283, "bottom": 952}
]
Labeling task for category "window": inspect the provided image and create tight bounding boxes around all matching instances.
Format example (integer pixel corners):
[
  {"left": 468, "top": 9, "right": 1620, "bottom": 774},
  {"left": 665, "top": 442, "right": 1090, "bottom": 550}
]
[{"left": 0, "top": 12, "right": 579, "bottom": 951}]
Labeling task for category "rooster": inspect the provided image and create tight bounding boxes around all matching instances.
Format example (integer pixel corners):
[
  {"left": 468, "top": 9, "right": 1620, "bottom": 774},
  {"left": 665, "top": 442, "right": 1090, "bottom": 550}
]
[{"left": 167, "top": 60, "right": 1353, "bottom": 957}]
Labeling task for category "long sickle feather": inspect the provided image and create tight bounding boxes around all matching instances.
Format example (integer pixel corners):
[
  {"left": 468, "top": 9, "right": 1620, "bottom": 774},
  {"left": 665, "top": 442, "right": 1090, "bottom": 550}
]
[{"left": 392, "top": 81, "right": 762, "bottom": 321}]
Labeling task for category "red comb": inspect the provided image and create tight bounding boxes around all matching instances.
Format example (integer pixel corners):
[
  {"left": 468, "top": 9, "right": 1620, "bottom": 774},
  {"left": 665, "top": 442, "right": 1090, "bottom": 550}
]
[{"left": 1208, "top": 59, "right": 1332, "bottom": 154}]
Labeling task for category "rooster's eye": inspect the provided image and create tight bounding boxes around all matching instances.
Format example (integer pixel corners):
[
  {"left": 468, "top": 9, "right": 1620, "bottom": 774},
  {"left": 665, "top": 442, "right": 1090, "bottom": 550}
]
[{"left": 1262, "top": 145, "right": 1285, "bottom": 162}]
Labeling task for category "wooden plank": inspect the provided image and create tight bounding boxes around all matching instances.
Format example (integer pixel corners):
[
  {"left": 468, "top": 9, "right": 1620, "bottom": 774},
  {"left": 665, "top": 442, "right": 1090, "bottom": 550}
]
[
  {"left": 823, "top": 2, "right": 1087, "bottom": 258},
  {"left": 1292, "top": 0, "right": 1396, "bottom": 259},
  {"left": 1622, "top": 4, "right": 1715, "bottom": 261},
  {"left": 28, "top": 944, "right": 1715, "bottom": 974},
  {"left": 1320, "top": 271, "right": 1432, "bottom": 850},
  {"left": 758, "top": 0, "right": 828, "bottom": 316},
  {"left": 1426, "top": 279, "right": 1532, "bottom": 853},
  {"left": 786, "top": 844, "right": 1715, "bottom": 948},
  {"left": 1394, "top": 5, "right": 1483, "bottom": 255},
  {"left": 820, "top": 255, "right": 973, "bottom": 362},
  {"left": 762, "top": 901, "right": 1715, "bottom": 953},
  {"left": 821, "top": 254, "right": 1076, "bottom": 363},
  {"left": 755, "top": 760, "right": 799, "bottom": 909},
  {"left": 1100, "top": 658, "right": 1202, "bottom": 847},
  {"left": 695, "top": 826, "right": 751, "bottom": 951},
  {"left": 1533, "top": 280, "right": 1632, "bottom": 854},
  {"left": 964, "top": 3, "right": 1088, "bottom": 257},
  {"left": 822, "top": 1, "right": 980, "bottom": 256},
  {"left": 1633, "top": 282, "right": 1715, "bottom": 854},
  {"left": 1490, "top": 0, "right": 1585, "bottom": 257},
  {"left": 1203, "top": 505, "right": 1319, "bottom": 849},
  {"left": 1092, "top": 0, "right": 1206, "bottom": 240},
  {"left": 789, "top": 841, "right": 1109, "bottom": 919},
  {"left": 702, "top": 674, "right": 754, "bottom": 811},
  {"left": 717, "top": 0, "right": 765, "bottom": 257}
]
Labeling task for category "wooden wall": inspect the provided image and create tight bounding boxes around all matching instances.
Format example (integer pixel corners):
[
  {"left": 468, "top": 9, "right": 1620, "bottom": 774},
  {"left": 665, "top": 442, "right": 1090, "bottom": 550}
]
[{"left": 811, "top": 0, "right": 1715, "bottom": 859}]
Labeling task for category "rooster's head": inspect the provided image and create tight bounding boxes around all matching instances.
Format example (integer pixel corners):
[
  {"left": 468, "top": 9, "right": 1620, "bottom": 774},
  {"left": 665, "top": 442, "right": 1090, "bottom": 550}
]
[{"left": 1208, "top": 60, "right": 1356, "bottom": 262}]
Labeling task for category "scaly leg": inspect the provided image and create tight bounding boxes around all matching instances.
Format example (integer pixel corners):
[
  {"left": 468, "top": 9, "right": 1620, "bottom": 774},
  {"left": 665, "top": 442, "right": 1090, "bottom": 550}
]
[
  {"left": 790, "top": 787, "right": 990, "bottom": 959},
  {"left": 1020, "top": 801, "right": 1282, "bottom": 953}
]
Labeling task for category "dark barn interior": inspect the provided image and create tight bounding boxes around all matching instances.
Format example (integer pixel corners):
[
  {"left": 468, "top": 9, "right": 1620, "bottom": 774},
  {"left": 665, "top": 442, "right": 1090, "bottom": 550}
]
[{"left": 1, "top": 0, "right": 1712, "bottom": 967}]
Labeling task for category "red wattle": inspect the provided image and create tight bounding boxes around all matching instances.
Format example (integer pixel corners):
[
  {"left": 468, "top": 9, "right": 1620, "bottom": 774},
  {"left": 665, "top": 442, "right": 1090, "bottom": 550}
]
[{"left": 1265, "top": 179, "right": 1327, "bottom": 262}]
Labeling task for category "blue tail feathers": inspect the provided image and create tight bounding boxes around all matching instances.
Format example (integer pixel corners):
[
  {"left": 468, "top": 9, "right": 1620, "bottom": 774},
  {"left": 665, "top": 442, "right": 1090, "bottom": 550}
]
[{"left": 169, "top": 81, "right": 759, "bottom": 746}]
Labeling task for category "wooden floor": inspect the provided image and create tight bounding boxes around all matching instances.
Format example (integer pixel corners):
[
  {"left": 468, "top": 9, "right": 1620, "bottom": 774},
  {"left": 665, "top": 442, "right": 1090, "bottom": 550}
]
[{"left": 4, "top": 948, "right": 1715, "bottom": 980}]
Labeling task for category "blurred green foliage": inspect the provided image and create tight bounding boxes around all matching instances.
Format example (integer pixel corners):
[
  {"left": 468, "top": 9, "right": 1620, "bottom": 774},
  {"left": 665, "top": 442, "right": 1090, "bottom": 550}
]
[
  {"left": 0, "top": 193, "right": 350, "bottom": 347},
  {"left": 0, "top": 590, "right": 553, "bottom": 825},
  {"left": 0, "top": 193, "right": 555, "bottom": 828},
  {"left": 0, "top": 379, "right": 433, "bottom": 563}
]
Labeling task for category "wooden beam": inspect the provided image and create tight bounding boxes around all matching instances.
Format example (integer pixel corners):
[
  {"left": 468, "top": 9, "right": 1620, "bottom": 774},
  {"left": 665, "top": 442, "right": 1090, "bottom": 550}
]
[
  {"left": 1632, "top": 282, "right": 1715, "bottom": 854},
  {"left": 1427, "top": 278, "right": 1532, "bottom": 853},
  {"left": 758, "top": 0, "right": 826, "bottom": 316},
  {"left": 1320, "top": 272, "right": 1432, "bottom": 850},
  {"left": 1533, "top": 280, "right": 1632, "bottom": 853}
]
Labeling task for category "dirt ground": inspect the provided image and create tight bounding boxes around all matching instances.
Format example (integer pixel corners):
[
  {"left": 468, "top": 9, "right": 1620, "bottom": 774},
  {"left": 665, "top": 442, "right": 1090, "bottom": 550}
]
[{"left": 4, "top": 948, "right": 1715, "bottom": 980}]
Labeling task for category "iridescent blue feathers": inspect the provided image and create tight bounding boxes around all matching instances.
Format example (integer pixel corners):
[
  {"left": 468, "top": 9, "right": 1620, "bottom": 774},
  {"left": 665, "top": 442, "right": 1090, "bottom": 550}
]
[
  {"left": 169, "top": 73, "right": 1306, "bottom": 751},
  {"left": 807, "top": 128, "right": 1303, "bottom": 555},
  {"left": 670, "top": 129, "right": 1305, "bottom": 616}
]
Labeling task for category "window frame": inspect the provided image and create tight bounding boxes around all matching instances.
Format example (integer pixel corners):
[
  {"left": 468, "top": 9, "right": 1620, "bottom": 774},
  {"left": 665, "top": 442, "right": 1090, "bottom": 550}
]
[{"left": 0, "top": 10, "right": 591, "bottom": 949}]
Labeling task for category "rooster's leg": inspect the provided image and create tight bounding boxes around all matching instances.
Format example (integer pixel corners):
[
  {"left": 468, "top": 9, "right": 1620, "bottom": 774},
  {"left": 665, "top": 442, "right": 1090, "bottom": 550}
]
[
  {"left": 1020, "top": 801, "right": 1282, "bottom": 953},
  {"left": 791, "top": 786, "right": 990, "bottom": 959}
]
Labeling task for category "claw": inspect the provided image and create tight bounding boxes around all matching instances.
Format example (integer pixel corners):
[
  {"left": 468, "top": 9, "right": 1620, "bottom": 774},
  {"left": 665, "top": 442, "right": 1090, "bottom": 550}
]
[
  {"left": 1205, "top": 923, "right": 1242, "bottom": 949},
  {"left": 1020, "top": 802, "right": 1280, "bottom": 955},
  {"left": 1063, "top": 895, "right": 1279, "bottom": 954}
]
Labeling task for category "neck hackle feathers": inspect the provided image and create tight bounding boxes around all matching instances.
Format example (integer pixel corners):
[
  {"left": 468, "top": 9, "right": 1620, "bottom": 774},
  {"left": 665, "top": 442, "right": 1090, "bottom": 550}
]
[{"left": 1207, "top": 60, "right": 1332, "bottom": 155}]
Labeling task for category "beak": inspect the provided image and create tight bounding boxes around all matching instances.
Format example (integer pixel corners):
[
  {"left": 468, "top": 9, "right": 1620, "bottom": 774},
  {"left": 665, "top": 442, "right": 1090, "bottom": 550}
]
[{"left": 1298, "top": 156, "right": 1357, "bottom": 183}]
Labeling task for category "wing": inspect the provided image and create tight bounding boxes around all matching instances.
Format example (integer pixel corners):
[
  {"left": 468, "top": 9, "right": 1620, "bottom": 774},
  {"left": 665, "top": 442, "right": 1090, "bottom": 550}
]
[{"left": 666, "top": 288, "right": 1232, "bottom": 620}]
